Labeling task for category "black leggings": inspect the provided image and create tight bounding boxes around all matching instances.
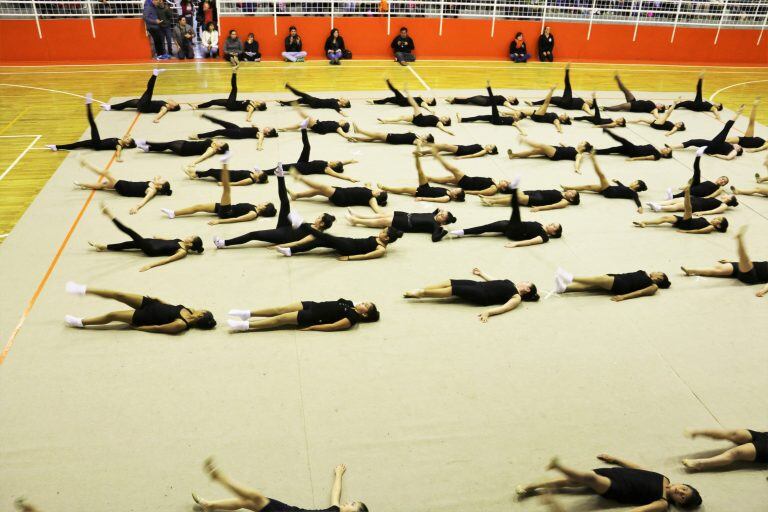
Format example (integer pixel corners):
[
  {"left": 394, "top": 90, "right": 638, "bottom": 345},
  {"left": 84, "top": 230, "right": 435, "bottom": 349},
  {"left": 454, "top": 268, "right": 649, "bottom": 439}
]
[
  {"left": 279, "top": 85, "right": 333, "bottom": 109},
  {"left": 225, "top": 175, "right": 294, "bottom": 246},
  {"left": 573, "top": 96, "right": 608, "bottom": 124},
  {"left": 147, "top": 140, "right": 187, "bottom": 155},
  {"left": 677, "top": 78, "right": 711, "bottom": 110},
  {"left": 681, "top": 119, "right": 734, "bottom": 154},
  {"left": 106, "top": 218, "right": 168, "bottom": 257},
  {"left": 462, "top": 86, "right": 513, "bottom": 125},
  {"left": 673, "top": 156, "right": 705, "bottom": 198},
  {"left": 373, "top": 79, "right": 409, "bottom": 106},
  {"left": 291, "top": 228, "right": 367, "bottom": 256},
  {"left": 463, "top": 189, "right": 526, "bottom": 239},
  {"left": 196, "top": 72, "right": 241, "bottom": 110},
  {"left": 533, "top": 67, "right": 573, "bottom": 105},
  {"left": 197, "top": 115, "right": 254, "bottom": 139},
  {"left": 595, "top": 130, "right": 637, "bottom": 156},
  {"left": 110, "top": 74, "right": 159, "bottom": 112},
  {"left": 56, "top": 103, "right": 101, "bottom": 150},
  {"left": 452, "top": 95, "right": 493, "bottom": 106}
]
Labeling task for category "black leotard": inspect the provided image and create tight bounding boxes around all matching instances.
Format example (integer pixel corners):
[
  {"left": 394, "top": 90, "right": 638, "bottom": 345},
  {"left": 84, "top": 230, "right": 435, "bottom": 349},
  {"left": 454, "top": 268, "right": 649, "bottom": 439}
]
[
  {"left": 601, "top": 182, "right": 641, "bottom": 207},
  {"left": 197, "top": 115, "right": 259, "bottom": 139},
  {"left": 609, "top": 271, "right": 653, "bottom": 295},
  {"left": 629, "top": 99, "right": 657, "bottom": 113},
  {"left": 106, "top": 218, "right": 182, "bottom": 257},
  {"left": 415, "top": 183, "right": 449, "bottom": 198},
  {"left": 291, "top": 228, "right": 380, "bottom": 256},
  {"left": 454, "top": 144, "right": 483, "bottom": 157},
  {"left": 650, "top": 120, "right": 675, "bottom": 131},
  {"left": 748, "top": 430, "right": 768, "bottom": 462},
  {"left": 681, "top": 119, "right": 736, "bottom": 156},
  {"left": 531, "top": 67, "right": 586, "bottom": 110},
  {"left": 282, "top": 85, "right": 342, "bottom": 112},
  {"left": 673, "top": 156, "right": 719, "bottom": 198},
  {"left": 56, "top": 103, "right": 135, "bottom": 151},
  {"left": 146, "top": 139, "right": 212, "bottom": 156},
  {"left": 329, "top": 187, "right": 374, "bottom": 207},
  {"left": 593, "top": 468, "right": 665, "bottom": 505},
  {"left": 372, "top": 80, "right": 431, "bottom": 107},
  {"left": 196, "top": 169, "right": 256, "bottom": 183},
  {"left": 214, "top": 202, "right": 257, "bottom": 219},
  {"left": 461, "top": 85, "right": 517, "bottom": 126},
  {"left": 674, "top": 216, "right": 710, "bottom": 231},
  {"left": 131, "top": 296, "right": 189, "bottom": 328},
  {"left": 297, "top": 300, "right": 360, "bottom": 327},
  {"left": 596, "top": 130, "right": 661, "bottom": 159},
  {"left": 530, "top": 112, "right": 559, "bottom": 124},
  {"left": 675, "top": 78, "right": 715, "bottom": 112},
  {"left": 573, "top": 96, "right": 615, "bottom": 126},
  {"left": 524, "top": 189, "right": 563, "bottom": 207},
  {"left": 412, "top": 114, "right": 439, "bottom": 127},
  {"left": 729, "top": 261, "right": 768, "bottom": 285},
  {"left": 385, "top": 132, "right": 418, "bottom": 145},
  {"left": 262, "top": 499, "right": 338, "bottom": 512},
  {"left": 114, "top": 180, "right": 150, "bottom": 197},
  {"left": 391, "top": 211, "right": 447, "bottom": 242},
  {"left": 195, "top": 72, "right": 253, "bottom": 111},
  {"left": 551, "top": 146, "right": 577, "bottom": 161},
  {"left": 462, "top": 189, "right": 549, "bottom": 243},
  {"left": 109, "top": 73, "right": 171, "bottom": 113},
  {"left": 457, "top": 175, "right": 494, "bottom": 191},
  {"left": 312, "top": 121, "right": 346, "bottom": 135},
  {"left": 690, "top": 196, "right": 724, "bottom": 212},
  {"left": 738, "top": 136, "right": 766, "bottom": 149},
  {"left": 450, "top": 279, "right": 518, "bottom": 306},
  {"left": 451, "top": 94, "right": 512, "bottom": 106}
]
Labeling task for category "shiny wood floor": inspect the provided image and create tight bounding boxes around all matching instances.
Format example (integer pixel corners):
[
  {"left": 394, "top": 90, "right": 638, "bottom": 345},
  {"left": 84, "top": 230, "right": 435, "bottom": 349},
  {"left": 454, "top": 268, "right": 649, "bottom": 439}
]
[{"left": 1, "top": 59, "right": 766, "bottom": 239}]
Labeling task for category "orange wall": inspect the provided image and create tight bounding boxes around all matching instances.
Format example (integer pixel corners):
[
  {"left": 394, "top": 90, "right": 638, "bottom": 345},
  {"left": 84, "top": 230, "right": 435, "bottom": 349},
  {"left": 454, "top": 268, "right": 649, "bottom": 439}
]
[{"left": 1, "top": 16, "right": 766, "bottom": 65}]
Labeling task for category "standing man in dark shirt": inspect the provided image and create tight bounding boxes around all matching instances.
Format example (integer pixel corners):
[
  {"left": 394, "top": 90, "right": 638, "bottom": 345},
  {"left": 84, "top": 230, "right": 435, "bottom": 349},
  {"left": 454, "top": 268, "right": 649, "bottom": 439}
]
[
  {"left": 391, "top": 26, "right": 415, "bottom": 66},
  {"left": 157, "top": 0, "right": 174, "bottom": 61}
]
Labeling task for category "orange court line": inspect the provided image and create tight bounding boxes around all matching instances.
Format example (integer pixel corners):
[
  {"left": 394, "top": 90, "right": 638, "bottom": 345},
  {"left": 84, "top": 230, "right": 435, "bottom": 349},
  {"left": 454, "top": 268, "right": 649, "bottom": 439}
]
[{"left": 0, "top": 112, "right": 141, "bottom": 366}]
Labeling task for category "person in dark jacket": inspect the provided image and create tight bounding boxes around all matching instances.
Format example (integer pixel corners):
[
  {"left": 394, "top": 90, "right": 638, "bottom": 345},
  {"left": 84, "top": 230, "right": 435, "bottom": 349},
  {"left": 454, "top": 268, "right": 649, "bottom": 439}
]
[
  {"left": 283, "top": 25, "right": 307, "bottom": 62},
  {"left": 173, "top": 16, "right": 195, "bottom": 59},
  {"left": 325, "top": 28, "right": 346, "bottom": 65},
  {"left": 157, "top": 0, "right": 174, "bottom": 61},
  {"left": 510, "top": 32, "right": 530, "bottom": 62},
  {"left": 538, "top": 26, "right": 554, "bottom": 62},
  {"left": 143, "top": 0, "right": 167, "bottom": 59},
  {"left": 243, "top": 33, "right": 261, "bottom": 61},
  {"left": 223, "top": 29, "right": 244, "bottom": 65},
  {"left": 391, "top": 26, "right": 415, "bottom": 66}
]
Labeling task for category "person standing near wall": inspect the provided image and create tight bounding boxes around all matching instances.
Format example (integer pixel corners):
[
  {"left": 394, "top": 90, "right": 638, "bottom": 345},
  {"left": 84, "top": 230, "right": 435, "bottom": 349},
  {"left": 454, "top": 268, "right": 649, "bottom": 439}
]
[
  {"left": 158, "top": 0, "right": 174, "bottom": 60},
  {"left": 510, "top": 32, "right": 530, "bottom": 62},
  {"left": 391, "top": 27, "right": 415, "bottom": 66},
  {"left": 538, "top": 26, "right": 554, "bottom": 62},
  {"left": 283, "top": 26, "right": 307, "bottom": 62},
  {"left": 143, "top": 0, "right": 168, "bottom": 59},
  {"left": 173, "top": 16, "right": 195, "bottom": 59}
]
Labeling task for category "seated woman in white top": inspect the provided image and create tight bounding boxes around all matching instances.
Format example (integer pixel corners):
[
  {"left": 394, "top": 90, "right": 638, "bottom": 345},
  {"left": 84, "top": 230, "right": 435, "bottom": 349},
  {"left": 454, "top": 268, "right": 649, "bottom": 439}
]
[{"left": 201, "top": 22, "right": 219, "bottom": 58}]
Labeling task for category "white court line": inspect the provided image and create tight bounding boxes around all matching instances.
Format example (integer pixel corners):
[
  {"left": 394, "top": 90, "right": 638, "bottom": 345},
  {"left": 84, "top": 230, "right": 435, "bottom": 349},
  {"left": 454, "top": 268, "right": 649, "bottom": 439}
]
[
  {"left": 407, "top": 65, "right": 431, "bottom": 90},
  {"left": 0, "top": 234, "right": 8, "bottom": 238},
  {"left": 0, "top": 135, "right": 43, "bottom": 138},
  {"left": 1, "top": 135, "right": 41, "bottom": 181},
  {"left": 0, "top": 84, "right": 106, "bottom": 104},
  {"left": 709, "top": 79, "right": 768, "bottom": 102}
]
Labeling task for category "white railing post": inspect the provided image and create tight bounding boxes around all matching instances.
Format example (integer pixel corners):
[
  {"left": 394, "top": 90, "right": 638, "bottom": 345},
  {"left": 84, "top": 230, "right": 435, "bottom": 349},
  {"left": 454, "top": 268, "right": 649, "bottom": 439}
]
[
  {"left": 632, "top": 0, "right": 643, "bottom": 41},
  {"left": 86, "top": 0, "right": 96, "bottom": 37},
  {"left": 331, "top": 0, "right": 335, "bottom": 28},
  {"left": 439, "top": 0, "right": 444, "bottom": 36},
  {"left": 31, "top": 0, "right": 42, "bottom": 39},
  {"left": 587, "top": 0, "right": 597, "bottom": 40},
  {"left": 387, "top": 1, "right": 391, "bottom": 35},
  {"left": 714, "top": 0, "right": 728, "bottom": 44},
  {"left": 491, "top": 0, "right": 497, "bottom": 38},
  {"left": 758, "top": 1, "right": 768, "bottom": 45},
  {"left": 273, "top": 0, "right": 277, "bottom": 35},
  {"left": 541, "top": 0, "right": 549, "bottom": 33},
  {"left": 671, "top": 0, "right": 682, "bottom": 43}
]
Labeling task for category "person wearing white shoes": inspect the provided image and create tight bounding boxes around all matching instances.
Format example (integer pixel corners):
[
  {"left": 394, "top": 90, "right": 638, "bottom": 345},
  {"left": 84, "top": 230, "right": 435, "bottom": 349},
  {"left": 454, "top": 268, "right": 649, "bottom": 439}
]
[
  {"left": 214, "top": 163, "right": 336, "bottom": 249},
  {"left": 554, "top": 267, "right": 670, "bottom": 301},
  {"left": 667, "top": 148, "right": 729, "bottom": 200},
  {"left": 227, "top": 298, "right": 378, "bottom": 332},
  {"left": 64, "top": 281, "right": 215, "bottom": 333},
  {"left": 74, "top": 158, "right": 171, "bottom": 214},
  {"left": 646, "top": 192, "right": 738, "bottom": 215},
  {"left": 162, "top": 153, "right": 276, "bottom": 225},
  {"left": 633, "top": 186, "right": 728, "bottom": 234},
  {"left": 103, "top": 69, "right": 181, "bottom": 123}
]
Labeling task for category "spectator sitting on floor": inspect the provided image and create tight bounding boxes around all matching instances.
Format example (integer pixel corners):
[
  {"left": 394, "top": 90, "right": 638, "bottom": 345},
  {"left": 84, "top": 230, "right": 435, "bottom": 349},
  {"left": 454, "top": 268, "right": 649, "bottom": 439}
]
[
  {"left": 243, "top": 33, "right": 261, "bottom": 61},
  {"left": 201, "top": 22, "right": 219, "bottom": 58},
  {"left": 224, "top": 29, "right": 244, "bottom": 66},
  {"left": 324, "top": 28, "right": 346, "bottom": 65},
  {"left": 538, "top": 26, "right": 554, "bottom": 62},
  {"left": 391, "top": 26, "right": 415, "bottom": 66},
  {"left": 174, "top": 16, "right": 195, "bottom": 59},
  {"left": 510, "top": 32, "right": 531, "bottom": 62},
  {"left": 283, "top": 26, "right": 307, "bottom": 62},
  {"left": 143, "top": 0, "right": 168, "bottom": 59}
]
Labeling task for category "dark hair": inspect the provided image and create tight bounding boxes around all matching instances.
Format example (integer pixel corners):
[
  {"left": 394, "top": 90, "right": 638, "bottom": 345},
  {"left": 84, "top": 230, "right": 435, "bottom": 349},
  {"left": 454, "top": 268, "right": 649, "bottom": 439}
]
[
  {"left": 260, "top": 202, "right": 277, "bottom": 217},
  {"left": 229, "top": 29, "right": 236, "bottom": 36},
  {"left": 488, "top": 145, "right": 499, "bottom": 155},
  {"left": 331, "top": 161, "right": 344, "bottom": 172},
  {"left": 217, "top": 143, "right": 229, "bottom": 153},
  {"left": 247, "top": 32, "right": 254, "bottom": 38},
  {"left": 362, "top": 306, "right": 379, "bottom": 323},
  {"left": 193, "top": 311, "right": 217, "bottom": 330},
  {"left": 662, "top": 150, "right": 673, "bottom": 159},
  {"left": 123, "top": 139, "right": 137, "bottom": 149},
  {"left": 427, "top": 98, "right": 437, "bottom": 106},
  {"left": 582, "top": 142, "right": 593, "bottom": 153},
  {"left": 206, "top": 21, "right": 215, "bottom": 30},
  {"left": 681, "top": 485, "right": 702, "bottom": 508},
  {"left": 510, "top": 97, "right": 520, "bottom": 105},
  {"left": 400, "top": 26, "right": 408, "bottom": 32},
  {"left": 376, "top": 191, "right": 388, "bottom": 206},
  {"left": 636, "top": 179, "right": 648, "bottom": 192},
  {"left": 289, "top": 25, "right": 297, "bottom": 32},
  {"left": 521, "top": 284, "right": 540, "bottom": 302},
  {"left": 716, "top": 103, "right": 724, "bottom": 111},
  {"left": 341, "top": 122, "right": 351, "bottom": 133},
  {"left": 655, "top": 273, "right": 671, "bottom": 289},
  {"left": 443, "top": 118, "right": 452, "bottom": 126},
  {"left": 715, "top": 217, "right": 728, "bottom": 232},
  {"left": 658, "top": 105, "right": 667, "bottom": 113},
  {"left": 736, "top": 147, "right": 744, "bottom": 156},
  {"left": 264, "top": 127, "right": 279, "bottom": 138},
  {"left": 440, "top": 210, "right": 457, "bottom": 224},
  {"left": 567, "top": 191, "right": 580, "bottom": 205},
  {"left": 617, "top": 118, "right": 627, "bottom": 127},
  {"left": 425, "top": 134, "right": 435, "bottom": 143},
  {"left": 725, "top": 196, "right": 738, "bottom": 207},
  {"left": 257, "top": 103, "right": 267, "bottom": 111},
  {"left": 255, "top": 172, "right": 268, "bottom": 184},
  {"left": 168, "top": 104, "right": 181, "bottom": 112},
  {"left": 320, "top": 213, "right": 336, "bottom": 229},
  {"left": 158, "top": 181, "right": 172, "bottom": 196},
  {"left": 330, "top": 28, "right": 339, "bottom": 37},
  {"left": 678, "top": 122, "right": 686, "bottom": 131},
  {"left": 358, "top": 503, "right": 369, "bottom": 512},
  {"left": 454, "top": 190, "right": 466, "bottom": 202},
  {"left": 385, "top": 226, "right": 403, "bottom": 242},
  {"left": 551, "top": 224, "right": 563, "bottom": 238},
  {"left": 515, "top": 31, "right": 523, "bottom": 38},
  {"left": 560, "top": 117, "right": 572, "bottom": 125},
  {"left": 191, "top": 236, "right": 204, "bottom": 253}
]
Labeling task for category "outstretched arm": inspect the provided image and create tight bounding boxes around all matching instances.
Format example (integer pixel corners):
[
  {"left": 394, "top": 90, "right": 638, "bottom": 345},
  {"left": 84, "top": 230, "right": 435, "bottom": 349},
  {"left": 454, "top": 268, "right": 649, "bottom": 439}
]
[
  {"left": 455, "top": 149, "right": 488, "bottom": 160},
  {"left": 303, "top": 319, "right": 352, "bottom": 331},
  {"left": 436, "top": 122, "right": 454, "bottom": 136},
  {"left": 505, "top": 236, "right": 544, "bottom": 248},
  {"left": 211, "top": 211, "right": 260, "bottom": 225},
  {"left": 139, "top": 248, "right": 188, "bottom": 272},
  {"left": 330, "top": 464, "right": 346, "bottom": 506},
  {"left": 628, "top": 501, "right": 670, "bottom": 512},
  {"left": 478, "top": 295, "right": 521, "bottom": 323},
  {"left": 342, "top": 246, "right": 386, "bottom": 260},
  {"left": 153, "top": 106, "right": 170, "bottom": 123},
  {"left": 472, "top": 267, "right": 494, "bottom": 281},
  {"left": 135, "top": 319, "right": 187, "bottom": 333},
  {"left": 612, "top": 284, "right": 659, "bottom": 302},
  {"left": 130, "top": 188, "right": 158, "bottom": 214},
  {"left": 191, "top": 147, "right": 218, "bottom": 166},
  {"left": 713, "top": 149, "right": 738, "bottom": 160}
]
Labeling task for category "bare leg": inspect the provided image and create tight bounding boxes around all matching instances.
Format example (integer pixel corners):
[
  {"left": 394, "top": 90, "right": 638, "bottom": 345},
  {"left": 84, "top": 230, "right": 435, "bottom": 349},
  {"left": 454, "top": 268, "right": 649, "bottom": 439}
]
[
  {"left": 173, "top": 203, "right": 217, "bottom": 216},
  {"left": 204, "top": 457, "right": 269, "bottom": 508},
  {"left": 85, "top": 288, "right": 145, "bottom": 308},
  {"left": 731, "top": 186, "right": 768, "bottom": 197},
  {"left": 246, "top": 312, "right": 300, "bottom": 330},
  {"left": 349, "top": 216, "right": 390, "bottom": 228},
  {"left": 535, "top": 86, "right": 556, "bottom": 116},
  {"left": 615, "top": 74, "right": 636, "bottom": 102},
  {"left": 682, "top": 444, "right": 757, "bottom": 470},
  {"left": 686, "top": 428, "right": 753, "bottom": 444},
  {"left": 516, "top": 477, "right": 581, "bottom": 496},
  {"left": 634, "top": 215, "right": 677, "bottom": 227},
  {"left": 379, "top": 184, "right": 416, "bottom": 195},
  {"left": 680, "top": 263, "right": 734, "bottom": 277},
  {"left": 547, "top": 458, "right": 611, "bottom": 495},
  {"left": 744, "top": 98, "right": 759, "bottom": 137},
  {"left": 352, "top": 124, "right": 386, "bottom": 141},
  {"left": 79, "top": 158, "right": 117, "bottom": 187},
  {"left": 735, "top": 226, "right": 754, "bottom": 273},
  {"left": 378, "top": 115, "right": 411, "bottom": 124},
  {"left": 76, "top": 182, "right": 111, "bottom": 190},
  {"left": 572, "top": 275, "right": 614, "bottom": 290},
  {"left": 81, "top": 310, "right": 135, "bottom": 326},
  {"left": 248, "top": 302, "right": 304, "bottom": 317},
  {"left": 220, "top": 161, "right": 232, "bottom": 206},
  {"left": 508, "top": 148, "right": 545, "bottom": 159},
  {"left": 293, "top": 174, "right": 336, "bottom": 197},
  {"left": 427, "top": 175, "right": 457, "bottom": 185},
  {"left": 562, "top": 184, "right": 602, "bottom": 192},
  {"left": 193, "top": 496, "right": 256, "bottom": 511}
]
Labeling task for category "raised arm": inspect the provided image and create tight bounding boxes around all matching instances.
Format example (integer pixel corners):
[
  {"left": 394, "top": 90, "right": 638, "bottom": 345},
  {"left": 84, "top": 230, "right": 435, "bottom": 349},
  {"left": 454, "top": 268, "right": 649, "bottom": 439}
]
[{"left": 330, "top": 464, "right": 346, "bottom": 506}]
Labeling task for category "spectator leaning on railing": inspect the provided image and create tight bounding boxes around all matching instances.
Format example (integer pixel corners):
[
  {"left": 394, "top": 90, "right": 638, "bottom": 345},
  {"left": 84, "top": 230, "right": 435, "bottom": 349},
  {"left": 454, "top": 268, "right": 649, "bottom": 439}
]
[
  {"left": 243, "top": 33, "right": 261, "bottom": 62},
  {"left": 143, "top": 0, "right": 168, "bottom": 59},
  {"left": 174, "top": 16, "right": 195, "bottom": 59},
  {"left": 224, "top": 30, "right": 244, "bottom": 65},
  {"left": 391, "top": 26, "right": 415, "bottom": 66}
]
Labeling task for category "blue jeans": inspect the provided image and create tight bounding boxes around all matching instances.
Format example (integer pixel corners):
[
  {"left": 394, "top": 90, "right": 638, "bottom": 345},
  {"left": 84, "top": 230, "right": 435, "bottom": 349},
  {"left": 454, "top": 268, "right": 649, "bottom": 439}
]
[
  {"left": 327, "top": 49, "right": 343, "bottom": 60},
  {"left": 510, "top": 53, "right": 530, "bottom": 62}
]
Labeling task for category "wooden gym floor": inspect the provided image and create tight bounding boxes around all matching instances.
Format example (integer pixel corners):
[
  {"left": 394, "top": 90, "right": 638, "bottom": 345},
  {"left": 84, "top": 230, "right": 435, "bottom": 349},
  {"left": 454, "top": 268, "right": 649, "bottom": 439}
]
[{"left": 0, "top": 60, "right": 767, "bottom": 239}]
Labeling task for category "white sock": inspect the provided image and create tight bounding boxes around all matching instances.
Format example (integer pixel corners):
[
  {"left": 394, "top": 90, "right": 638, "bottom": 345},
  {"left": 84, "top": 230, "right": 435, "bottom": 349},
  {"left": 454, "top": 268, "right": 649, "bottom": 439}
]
[
  {"left": 666, "top": 187, "right": 673, "bottom": 200},
  {"left": 228, "top": 309, "right": 251, "bottom": 320},
  {"left": 449, "top": 229, "right": 464, "bottom": 237},
  {"left": 153, "top": 68, "right": 165, "bottom": 76},
  {"left": 554, "top": 276, "right": 567, "bottom": 294},
  {"left": 161, "top": 208, "right": 175, "bottom": 219},
  {"left": 556, "top": 267, "right": 573, "bottom": 284},
  {"left": 46, "top": 144, "right": 57, "bottom": 151},
  {"left": 696, "top": 146, "right": 707, "bottom": 157},
  {"left": 136, "top": 141, "right": 149, "bottom": 152},
  {"left": 65, "top": 281, "right": 87, "bottom": 295},
  {"left": 220, "top": 151, "right": 231, "bottom": 163},
  {"left": 300, "top": 118, "right": 310, "bottom": 130},
  {"left": 276, "top": 247, "right": 292, "bottom": 257},
  {"left": 228, "top": 319, "right": 249, "bottom": 331},
  {"left": 65, "top": 315, "right": 84, "bottom": 328},
  {"left": 647, "top": 202, "right": 661, "bottom": 212},
  {"left": 274, "top": 163, "right": 285, "bottom": 177},
  {"left": 100, "top": 103, "right": 111, "bottom": 111},
  {"left": 213, "top": 236, "right": 225, "bottom": 249},
  {"left": 288, "top": 211, "right": 304, "bottom": 230},
  {"left": 508, "top": 175, "right": 522, "bottom": 190},
  {"left": 85, "top": 92, "right": 93, "bottom": 105}
]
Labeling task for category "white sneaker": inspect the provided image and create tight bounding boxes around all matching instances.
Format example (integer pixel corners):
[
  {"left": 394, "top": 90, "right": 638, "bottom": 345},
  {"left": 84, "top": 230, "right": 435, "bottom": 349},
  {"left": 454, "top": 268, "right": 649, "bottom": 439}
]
[
  {"left": 136, "top": 140, "right": 149, "bottom": 152},
  {"left": 65, "top": 315, "right": 84, "bottom": 328},
  {"left": 288, "top": 211, "right": 304, "bottom": 230},
  {"left": 153, "top": 68, "right": 165, "bottom": 76},
  {"left": 696, "top": 146, "right": 707, "bottom": 157},
  {"left": 100, "top": 103, "right": 111, "bottom": 111},
  {"left": 46, "top": 144, "right": 57, "bottom": 151},
  {"left": 449, "top": 229, "right": 464, "bottom": 237},
  {"left": 85, "top": 92, "right": 93, "bottom": 105},
  {"left": 65, "top": 281, "right": 87, "bottom": 295},
  {"left": 161, "top": 208, "right": 175, "bottom": 219},
  {"left": 274, "top": 163, "right": 285, "bottom": 178},
  {"left": 556, "top": 267, "right": 573, "bottom": 284},
  {"left": 666, "top": 187, "right": 673, "bottom": 200},
  {"left": 213, "top": 236, "right": 225, "bottom": 249},
  {"left": 220, "top": 151, "right": 231, "bottom": 163},
  {"left": 554, "top": 276, "right": 567, "bottom": 294},
  {"left": 228, "top": 319, "right": 249, "bottom": 331},
  {"left": 508, "top": 175, "right": 522, "bottom": 190},
  {"left": 300, "top": 118, "right": 310, "bottom": 130},
  {"left": 646, "top": 202, "right": 661, "bottom": 212},
  {"left": 228, "top": 309, "right": 251, "bottom": 320},
  {"left": 276, "top": 247, "right": 292, "bottom": 257}
]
